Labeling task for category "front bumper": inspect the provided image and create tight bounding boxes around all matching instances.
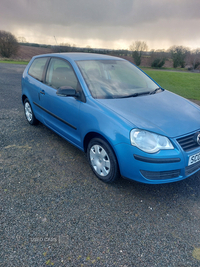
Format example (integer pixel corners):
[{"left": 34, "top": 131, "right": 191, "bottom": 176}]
[{"left": 114, "top": 142, "right": 200, "bottom": 184}]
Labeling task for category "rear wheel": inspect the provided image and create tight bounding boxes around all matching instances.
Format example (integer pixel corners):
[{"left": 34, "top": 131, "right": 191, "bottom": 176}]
[
  {"left": 87, "top": 138, "right": 119, "bottom": 183},
  {"left": 24, "top": 99, "right": 38, "bottom": 125}
]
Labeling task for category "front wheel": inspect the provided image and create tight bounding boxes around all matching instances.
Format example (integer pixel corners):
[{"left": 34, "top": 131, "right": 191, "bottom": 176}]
[
  {"left": 24, "top": 99, "right": 38, "bottom": 125},
  {"left": 87, "top": 138, "right": 119, "bottom": 183}
]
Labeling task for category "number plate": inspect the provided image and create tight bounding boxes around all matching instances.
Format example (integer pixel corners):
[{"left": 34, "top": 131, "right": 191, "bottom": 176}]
[{"left": 188, "top": 151, "right": 200, "bottom": 166}]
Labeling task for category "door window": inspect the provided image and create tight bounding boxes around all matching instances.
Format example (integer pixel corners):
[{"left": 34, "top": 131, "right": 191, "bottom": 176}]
[{"left": 46, "top": 58, "right": 78, "bottom": 89}]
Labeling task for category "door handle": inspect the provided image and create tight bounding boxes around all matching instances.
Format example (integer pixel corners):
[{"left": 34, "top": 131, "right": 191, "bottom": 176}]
[{"left": 40, "top": 90, "right": 45, "bottom": 95}]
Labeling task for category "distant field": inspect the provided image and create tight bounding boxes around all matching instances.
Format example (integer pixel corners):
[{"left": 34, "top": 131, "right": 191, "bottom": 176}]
[
  {"left": 12, "top": 45, "right": 53, "bottom": 60},
  {"left": 142, "top": 69, "right": 200, "bottom": 101}
]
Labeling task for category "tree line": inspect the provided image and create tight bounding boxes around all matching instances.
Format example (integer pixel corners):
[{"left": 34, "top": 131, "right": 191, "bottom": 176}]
[
  {"left": 128, "top": 41, "right": 200, "bottom": 70},
  {"left": 0, "top": 30, "right": 200, "bottom": 70}
]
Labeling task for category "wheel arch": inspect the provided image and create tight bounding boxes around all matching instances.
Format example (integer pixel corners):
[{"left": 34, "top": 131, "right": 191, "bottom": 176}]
[
  {"left": 22, "top": 94, "right": 28, "bottom": 104},
  {"left": 84, "top": 132, "right": 108, "bottom": 152}
]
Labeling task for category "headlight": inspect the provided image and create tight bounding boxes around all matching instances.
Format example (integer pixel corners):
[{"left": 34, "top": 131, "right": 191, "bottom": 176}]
[{"left": 130, "top": 129, "right": 174, "bottom": 153}]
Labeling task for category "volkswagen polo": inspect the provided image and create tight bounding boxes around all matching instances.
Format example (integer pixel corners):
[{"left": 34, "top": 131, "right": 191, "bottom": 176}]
[{"left": 21, "top": 53, "right": 200, "bottom": 184}]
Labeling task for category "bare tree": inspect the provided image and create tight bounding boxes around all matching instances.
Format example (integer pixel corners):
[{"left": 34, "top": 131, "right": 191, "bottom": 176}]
[
  {"left": 191, "top": 48, "right": 200, "bottom": 69},
  {"left": 150, "top": 49, "right": 166, "bottom": 68},
  {"left": 169, "top": 46, "right": 189, "bottom": 68},
  {"left": 0, "top": 30, "right": 19, "bottom": 58},
  {"left": 130, "top": 41, "right": 148, "bottom": 52},
  {"left": 129, "top": 41, "right": 148, "bottom": 66},
  {"left": 18, "top": 37, "right": 27, "bottom": 43}
]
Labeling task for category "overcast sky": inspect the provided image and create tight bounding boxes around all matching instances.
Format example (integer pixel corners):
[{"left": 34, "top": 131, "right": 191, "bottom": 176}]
[{"left": 1, "top": 0, "right": 200, "bottom": 50}]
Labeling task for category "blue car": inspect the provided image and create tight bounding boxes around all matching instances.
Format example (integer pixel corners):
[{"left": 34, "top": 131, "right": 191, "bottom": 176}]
[{"left": 21, "top": 53, "right": 200, "bottom": 184}]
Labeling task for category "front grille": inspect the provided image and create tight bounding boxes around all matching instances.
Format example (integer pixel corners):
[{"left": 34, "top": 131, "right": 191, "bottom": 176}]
[
  {"left": 185, "top": 161, "right": 200, "bottom": 176},
  {"left": 177, "top": 132, "right": 200, "bottom": 152},
  {"left": 140, "top": 170, "right": 181, "bottom": 180}
]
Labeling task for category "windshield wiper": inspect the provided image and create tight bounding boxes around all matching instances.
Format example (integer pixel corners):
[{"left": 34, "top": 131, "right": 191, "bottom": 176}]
[
  {"left": 149, "top": 87, "right": 163, "bottom": 95},
  {"left": 120, "top": 91, "right": 150, "bottom": 98}
]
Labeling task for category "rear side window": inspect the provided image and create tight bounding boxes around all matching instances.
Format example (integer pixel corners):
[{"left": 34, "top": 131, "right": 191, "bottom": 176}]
[{"left": 28, "top": 57, "right": 48, "bottom": 81}]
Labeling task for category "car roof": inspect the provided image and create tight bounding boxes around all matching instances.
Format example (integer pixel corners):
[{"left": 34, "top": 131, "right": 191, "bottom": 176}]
[{"left": 34, "top": 52, "right": 125, "bottom": 62}]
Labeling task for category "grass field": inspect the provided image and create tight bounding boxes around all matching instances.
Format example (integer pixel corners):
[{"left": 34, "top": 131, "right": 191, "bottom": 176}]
[
  {"left": 142, "top": 68, "right": 200, "bottom": 101},
  {"left": 0, "top": 60, "right": 28, "bottom": 65}
]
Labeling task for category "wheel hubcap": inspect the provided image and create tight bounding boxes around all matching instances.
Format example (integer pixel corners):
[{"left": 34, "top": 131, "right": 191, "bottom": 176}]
[
  {"left": 90, "top": 145, "right": 111, "bottom": 176},
  {"left": 25, "top": 102, "right": 32, "bottom": 122}
]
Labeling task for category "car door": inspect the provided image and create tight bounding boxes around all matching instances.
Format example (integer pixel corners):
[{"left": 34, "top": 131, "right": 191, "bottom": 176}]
[
  {"left": 40, "top": 57, "right": 84, "bottom": 147},
  {"left": 26, "top": 56, "right": 49, "bottom": 121}
]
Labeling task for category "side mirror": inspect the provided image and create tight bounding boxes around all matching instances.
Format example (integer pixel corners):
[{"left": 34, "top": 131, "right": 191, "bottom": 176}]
[{"left": 56, "top": 86, "right": 80, "bottom": 97}]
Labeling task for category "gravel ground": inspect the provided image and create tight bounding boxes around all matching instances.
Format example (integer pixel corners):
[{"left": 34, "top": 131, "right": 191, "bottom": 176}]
[{"left": 0, "top": 63, "right": 200, "bottom": 267}]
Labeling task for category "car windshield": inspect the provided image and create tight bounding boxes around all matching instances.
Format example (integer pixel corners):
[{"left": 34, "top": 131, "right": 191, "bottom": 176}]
[{"left": 76, "top": 60, "right": 159, "bottom": 99}]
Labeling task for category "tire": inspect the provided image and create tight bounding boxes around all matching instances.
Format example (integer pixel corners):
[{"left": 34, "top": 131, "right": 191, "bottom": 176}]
[
  {"left": 24, "top": 99, "right": 38, "bottom": 125},
  {"left": 87, "top": 138, "right": 119, "bottom": 183}
]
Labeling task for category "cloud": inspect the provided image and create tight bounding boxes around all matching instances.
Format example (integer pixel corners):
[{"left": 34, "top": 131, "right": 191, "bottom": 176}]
[{"left": 1, "top": 0, "right": 200, "bottom": 49}]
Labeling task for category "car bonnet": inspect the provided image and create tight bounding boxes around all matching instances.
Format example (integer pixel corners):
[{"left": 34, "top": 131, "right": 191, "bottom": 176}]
[{"left": 97, "top": 90, "right": 200, "bottom": 138}]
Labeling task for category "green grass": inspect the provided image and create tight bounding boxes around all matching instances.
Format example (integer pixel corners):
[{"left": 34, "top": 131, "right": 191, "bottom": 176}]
[
  {"left": 141, "top": 69, "right": 200, "bottom": 100},
  {"left": 142, "top": 66, "right": 188, "bottom": 72},
  {"left": 0, "top": 59, "right": 28, "bottom": 65}
]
